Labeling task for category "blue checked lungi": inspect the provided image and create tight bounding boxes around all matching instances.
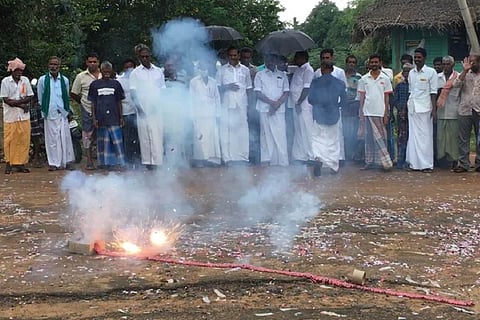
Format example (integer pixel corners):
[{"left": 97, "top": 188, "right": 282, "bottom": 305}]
[{"left": 96, "top": 126, "right": 125, "bottom": 166}]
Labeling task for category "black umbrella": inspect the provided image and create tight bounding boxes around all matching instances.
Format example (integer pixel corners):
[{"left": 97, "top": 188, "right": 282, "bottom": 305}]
[
  {"left": 256, "top": 29, "right": 315, "bottom": 56},
  {"left": 204, "top": 25, "right": 243, "bottom": 41}
]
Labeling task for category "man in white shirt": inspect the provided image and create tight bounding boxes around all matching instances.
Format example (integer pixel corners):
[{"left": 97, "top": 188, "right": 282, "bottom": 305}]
[
  {"left": 0, "top": 58, "right": 34, "bottom": 174},
  {"left": 216, "top": 46, "right": 253, "bottom": 165},
  {"left": 189, "top": 59, "right": 222, "bottom": 167},
  {"left": 406, "top": 47, "right": 438, "bottom": 172},
  {"left": 289, "top": 51, "right": 315, "bottom": 164},
  {"left": 358, "top": 54, "right": 393, "bottom": 171},
  {"left": 254, "top": 54, "right": 289, "bottom": 166},
  {"left": 129, "top": 46, "right": 166, "bottom": 170}
]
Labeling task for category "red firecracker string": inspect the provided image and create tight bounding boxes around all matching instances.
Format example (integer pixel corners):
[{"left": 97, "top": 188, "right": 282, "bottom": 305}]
[{"left": 95, "top": 244, "right": 474, "bottom": 307}]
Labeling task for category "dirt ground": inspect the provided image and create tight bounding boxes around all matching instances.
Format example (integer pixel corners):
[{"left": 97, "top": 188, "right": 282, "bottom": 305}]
[{"left": 1, "top": 162, "right": 479, "bottom": 320}]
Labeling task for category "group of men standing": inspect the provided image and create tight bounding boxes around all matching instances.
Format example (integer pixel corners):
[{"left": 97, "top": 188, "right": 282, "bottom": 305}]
[
  {"left": 353, "top": 47, "right": 480, "bottom": 174},
  {"left": 2, "top": 44, "right": 480, "bottom": 175}
]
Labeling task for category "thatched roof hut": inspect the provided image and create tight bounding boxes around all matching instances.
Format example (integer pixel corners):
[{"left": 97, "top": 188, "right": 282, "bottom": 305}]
[
  {"left": 354, "top": 0, "right": 478, "bottom": 70},
  {"left": 355, "top": 0, "right": 480, "bottom": 39}
]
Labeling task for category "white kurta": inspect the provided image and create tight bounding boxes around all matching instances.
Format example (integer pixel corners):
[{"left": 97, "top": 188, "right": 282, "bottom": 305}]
[
  {"left": 216, "top": 63, "right": 252, "bottom": 162},
  {"left": 190, "top": 76, "right": 221, "bottom": 164},
  {"left": 312, "top": 120, "right": 340, "bottom": 172},
  {"left": 130, "top": 64, "right": 166, "bottom": 165},
  {"left": 290, "top": 62, "right": 315, "bottom": 162}
]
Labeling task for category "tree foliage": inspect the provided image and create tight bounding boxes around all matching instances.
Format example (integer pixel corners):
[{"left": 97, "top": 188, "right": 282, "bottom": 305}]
[
  {"left": 0, "top": 0, "right": 284, "bottom": 79},
  {"left": 302, "top": 0, "right": 340, "bottom": 48},
  {"left": 301, "top": 0, "right": 391, "bottom": 72}
]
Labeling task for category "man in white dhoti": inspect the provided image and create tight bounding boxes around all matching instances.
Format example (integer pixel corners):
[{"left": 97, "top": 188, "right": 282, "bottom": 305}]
[
  {"left": 254, "top": 54, "right": 289, "bottom": 166},
  {"left": 163, "top": 56, "right": 189, "bottom": 167},
  {"left": 189, "top": 60, "right": 221, "bottom": 167},
  {"left": 308, "top": 61, "right": 347, "bottom": 177},
  {"left": 314, "top": 49, "right": 348, "bottom": 165},
  {"left": 406, "top": 47, "right": 438, "bottom": 172},
  {"left": 289, "top": 51, "right": 315, "bottom": 164},
  {"left": 37, "top": 56, "right": 75, "bottom": 171},
  {"left": 129, "top": 46, "right": 166, "bottom": 170},
  {"left": 216, "top": 46, "right": 252, "bottom": 165}
]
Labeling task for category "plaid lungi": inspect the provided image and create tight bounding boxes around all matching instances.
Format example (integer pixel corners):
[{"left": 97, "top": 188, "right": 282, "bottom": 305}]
[
  {"left": 96, "top": 126, "right": 125, "bottom": 166},
  {"left": 364, "top": 116, "right": 393, "bottom": 168}
]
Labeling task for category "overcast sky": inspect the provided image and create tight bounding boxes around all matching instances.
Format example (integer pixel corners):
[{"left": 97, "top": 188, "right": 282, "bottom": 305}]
[{"left": 278, "top": 0, "right": 350, "bottom": 24}]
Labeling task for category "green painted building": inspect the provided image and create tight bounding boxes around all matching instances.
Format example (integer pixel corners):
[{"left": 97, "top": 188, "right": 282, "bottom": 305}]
[{"left": 355, "top": 0, "right": 476, "bottom": 72}]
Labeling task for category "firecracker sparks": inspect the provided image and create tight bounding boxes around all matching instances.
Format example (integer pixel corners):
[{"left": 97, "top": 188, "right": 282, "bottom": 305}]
[{"left": 110, "top": 220, "right": 184, "bottom": 255}]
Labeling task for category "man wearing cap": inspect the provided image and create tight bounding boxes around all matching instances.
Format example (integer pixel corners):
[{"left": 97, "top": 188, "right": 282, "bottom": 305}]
[{"left": 0, "top": 58, "right": 34, "bottom": 174}]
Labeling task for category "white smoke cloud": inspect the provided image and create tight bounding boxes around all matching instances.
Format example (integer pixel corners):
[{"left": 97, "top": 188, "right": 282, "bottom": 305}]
[
  {"left": 237, "top": 169, "right": 322, "bottom": 251},
  {"left": 61, "top": 18, "right": 322, "bottom": 255},
  {"left": 61, "top": 171, "right": 192, "bottom": 242}
]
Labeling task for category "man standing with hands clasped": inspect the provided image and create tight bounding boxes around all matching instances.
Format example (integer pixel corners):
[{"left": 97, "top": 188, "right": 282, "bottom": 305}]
[
  {"left": 254, "top": 54, "right": 289, "bottom": 166},
  {"left": 216, "top": 46, "right": 253, "bottom": 166},
  {"left": 406, "top": 47, "right": 438, "bottom": 173},
  {"left": 0, "top": 58, "right": 34, "bottom": 174}
]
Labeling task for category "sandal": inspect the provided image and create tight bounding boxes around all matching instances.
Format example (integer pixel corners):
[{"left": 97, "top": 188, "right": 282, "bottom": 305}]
[
  {"left": 33, "top": 161, "right": 44, "bottom": 168},
  {"left": 48, "top": 166, "right": 58, "bottom": 171},
  {"left": 5, "top": 165, "right": 12, "bottom": 174},
  {"left": 85, "top": 164, "right": 96, "bottom": 171},
  {"left": 15, "top": 166, "right": 30, "bottom": 173}
]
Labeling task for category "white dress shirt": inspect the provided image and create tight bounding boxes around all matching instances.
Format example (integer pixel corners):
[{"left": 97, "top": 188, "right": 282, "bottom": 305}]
[
  {"left": 408, "top": 65, "right": 438, "bottom": 113},
  {"left": 289, "top": 62, "right": 314, "bottom": 107},
  {"left": 216, "top": 63, "right": 252, "bottom": 109},
  {"left": 254, "top": 68, "right": 289, "bottom": 113}
]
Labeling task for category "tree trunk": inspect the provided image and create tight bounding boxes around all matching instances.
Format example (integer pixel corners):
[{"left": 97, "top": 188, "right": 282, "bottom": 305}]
[{"left": 457, "top": 0, "right": 480, "bottom": 54}]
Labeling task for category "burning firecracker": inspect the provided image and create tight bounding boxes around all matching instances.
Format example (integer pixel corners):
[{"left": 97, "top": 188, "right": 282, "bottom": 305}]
[{"left": 110, "top": 221, "right": 183, "bottom": 255}]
